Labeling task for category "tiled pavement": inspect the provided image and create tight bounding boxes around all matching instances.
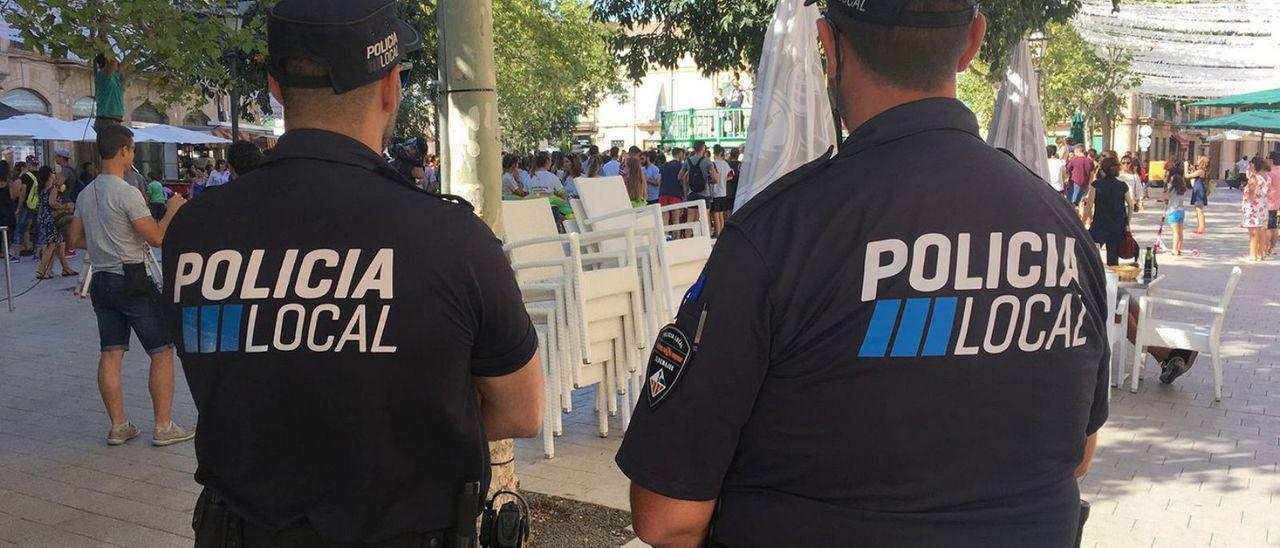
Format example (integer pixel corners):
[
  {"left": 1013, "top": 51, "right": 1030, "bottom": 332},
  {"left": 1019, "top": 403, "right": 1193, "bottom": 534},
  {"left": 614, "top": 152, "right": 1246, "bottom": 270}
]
[{"left": 2, "top": 186, "right": 1279, "bottom": 546}]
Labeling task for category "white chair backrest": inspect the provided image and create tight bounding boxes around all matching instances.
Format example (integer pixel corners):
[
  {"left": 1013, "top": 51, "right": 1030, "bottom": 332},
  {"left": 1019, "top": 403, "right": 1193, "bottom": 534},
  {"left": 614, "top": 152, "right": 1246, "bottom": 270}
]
[
  {"left": 574, "top": 177, "right": 644, "bottom": 255},
  {"left": 576, "top": 176, "right": 636, "bottom": 231},
  {"left": 1219, "top": 267, "right": 1244, "bottom": 310},
  {"left": 1104, "top": 271, "right": 1119, "bottom": 320},
  {"left": 501, "top": 199, "right": 564, "bottom": 283}
]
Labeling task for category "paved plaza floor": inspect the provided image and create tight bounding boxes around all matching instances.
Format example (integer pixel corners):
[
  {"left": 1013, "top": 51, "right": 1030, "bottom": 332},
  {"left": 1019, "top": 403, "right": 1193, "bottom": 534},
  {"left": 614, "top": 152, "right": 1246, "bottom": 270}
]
[{"left": 2, "top": 186, "right": 1279, "bottom": 547}]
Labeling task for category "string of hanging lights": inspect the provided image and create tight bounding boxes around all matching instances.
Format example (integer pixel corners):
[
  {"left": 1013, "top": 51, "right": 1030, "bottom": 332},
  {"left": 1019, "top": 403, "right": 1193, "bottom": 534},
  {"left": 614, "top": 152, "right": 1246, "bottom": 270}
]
[{"left": 1072, "top": 0, "right": 1280, "bottom": 98}]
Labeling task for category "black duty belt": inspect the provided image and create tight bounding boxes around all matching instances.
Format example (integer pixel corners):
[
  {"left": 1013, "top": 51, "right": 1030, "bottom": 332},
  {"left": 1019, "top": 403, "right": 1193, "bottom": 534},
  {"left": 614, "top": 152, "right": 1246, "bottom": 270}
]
[{"left": 195, "top": 488, "right": 451, "bottom": 548}]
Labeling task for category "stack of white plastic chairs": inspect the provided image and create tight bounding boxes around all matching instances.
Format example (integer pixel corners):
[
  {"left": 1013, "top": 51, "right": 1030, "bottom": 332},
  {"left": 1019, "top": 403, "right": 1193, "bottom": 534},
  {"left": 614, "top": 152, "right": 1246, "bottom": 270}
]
[
  {"left": 500, "top": 198, "right": 648, "bottom": 458},
  {"left": 570, "top": 176, "right": 713, "bottom": 333}
]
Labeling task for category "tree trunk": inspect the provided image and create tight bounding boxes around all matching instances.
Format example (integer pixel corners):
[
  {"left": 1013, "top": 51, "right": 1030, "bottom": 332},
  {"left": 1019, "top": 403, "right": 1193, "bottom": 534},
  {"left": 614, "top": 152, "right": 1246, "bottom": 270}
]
[
  {"left": 1101, "top": 115, "right": 1113, "bottom": 153},
  {"left": 439, "top": 0, "right": 514, "bottom": 500}
]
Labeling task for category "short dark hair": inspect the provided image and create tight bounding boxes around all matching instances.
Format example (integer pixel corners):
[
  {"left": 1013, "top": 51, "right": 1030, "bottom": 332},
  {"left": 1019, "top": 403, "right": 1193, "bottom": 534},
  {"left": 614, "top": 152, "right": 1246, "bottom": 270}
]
[
  {"left": 588, "top": 145, "right": 599, "bottom": 156},
  {"left": 713, "top": 144, "right": 724, "bottom": 156},
  {"left": 628, "top": 146, "right": 641, "bottom": 155},
  {"left": 1046, "top": 145, "right": 1058, "bottom": 158},
  {"left": 97, "top": 124, "right": 135, "bottom": 159},
  {"left": 692, "top": 140, "right": 706, "bottom": 153},
  {"left": 1252, "top": 156, "right": 1270, "bottom": 172},
  {"left": 227, "top": 140, "right": 264, "bottom": 176},
  {"left": 1099, "top": 156, "right": 1121, "bottom": 178},
  {"left": 276, "top": 57, "right": 379, "bottom": 126},
  {"left": 609, "top": 146, "right": 620, "bottom": 159},
  {"left": 534, "top": 151, "right": 551, "bottom": 169},
  {"left": 840, "top": 0, "right": 973, "bottom": 91}
]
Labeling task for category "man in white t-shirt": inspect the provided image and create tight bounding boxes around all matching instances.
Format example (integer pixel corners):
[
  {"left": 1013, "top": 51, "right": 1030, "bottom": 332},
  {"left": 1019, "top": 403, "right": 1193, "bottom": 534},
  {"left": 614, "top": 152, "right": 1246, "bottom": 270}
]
[
  {"left": 710, "top": 144, "right": 732, "bottom": 236},
  {"left": 525, "top": 152, "right": 566, "bottom": 196},
  {"left": 1046, "top": 144, "right": 1066, "bottom": 193}
]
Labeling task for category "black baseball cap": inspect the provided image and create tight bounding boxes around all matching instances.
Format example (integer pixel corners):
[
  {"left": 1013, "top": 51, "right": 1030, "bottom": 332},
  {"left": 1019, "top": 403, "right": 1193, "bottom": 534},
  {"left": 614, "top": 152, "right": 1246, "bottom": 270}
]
[
  {"left": 805, "top": 0, "right": 979, "bottom": 29},
  {"left": 268, "top": 0, "right": 421, "bottom": 94}
]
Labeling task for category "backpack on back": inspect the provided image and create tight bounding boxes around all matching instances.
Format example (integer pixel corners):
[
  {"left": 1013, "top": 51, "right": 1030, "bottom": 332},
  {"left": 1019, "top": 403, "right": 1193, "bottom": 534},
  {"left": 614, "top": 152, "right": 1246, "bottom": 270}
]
[
  {"left": 686, "top": 157, "right": 708, "bottom": 194},
  {"left": 24, "top": 172, "right": 39, "bottom": 210}
]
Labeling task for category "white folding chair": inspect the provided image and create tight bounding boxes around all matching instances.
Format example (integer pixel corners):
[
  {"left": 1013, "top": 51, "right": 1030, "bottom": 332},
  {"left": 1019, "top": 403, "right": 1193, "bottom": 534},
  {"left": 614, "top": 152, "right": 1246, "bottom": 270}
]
[
  {"left": 1103, "top": 271, "right": 1130, "bottom": 397},
  {"left": 573, "top": 176, "right": 713, "bottom": 326},
  {"left": 528, "top": 307, "right": 559, "bottom": 457},
  {"left": 1131, "top": 267, "right": 1243, "bottom": 401},
  {"left": 501, "top": 199, "right": 648, "bottom": 439}
]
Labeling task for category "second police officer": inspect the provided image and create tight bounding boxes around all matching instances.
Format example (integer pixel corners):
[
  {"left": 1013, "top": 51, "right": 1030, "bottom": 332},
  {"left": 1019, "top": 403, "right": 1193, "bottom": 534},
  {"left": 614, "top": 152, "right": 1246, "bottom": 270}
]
[
  {"left": 616, "top": 0, "right": 1111, "bottom": 546},
  {"left": 164, "top": 1, "right": 544, "bottom": 546}
]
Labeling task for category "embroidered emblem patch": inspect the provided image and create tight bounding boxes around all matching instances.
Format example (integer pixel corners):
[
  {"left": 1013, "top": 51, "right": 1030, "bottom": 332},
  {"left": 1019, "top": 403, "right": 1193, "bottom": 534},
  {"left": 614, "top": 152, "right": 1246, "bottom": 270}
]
[{"left": 646, "top": 324, "right": 693, "bottom": 409}]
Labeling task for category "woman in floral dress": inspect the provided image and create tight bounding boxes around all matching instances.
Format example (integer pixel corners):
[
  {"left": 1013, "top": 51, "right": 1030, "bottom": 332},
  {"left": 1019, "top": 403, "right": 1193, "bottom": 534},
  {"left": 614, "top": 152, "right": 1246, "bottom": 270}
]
[
  {"left": 1243, "top": 156, "right": 1272, "bottom": 261},
  {"left": 34, "top": 166, "right": 75, "bottom": 279}
]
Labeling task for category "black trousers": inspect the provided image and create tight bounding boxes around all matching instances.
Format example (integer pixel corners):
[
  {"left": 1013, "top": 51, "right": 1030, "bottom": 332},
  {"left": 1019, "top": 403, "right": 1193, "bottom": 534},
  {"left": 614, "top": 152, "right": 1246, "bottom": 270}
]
[
  {"left": 1095, "top": 231, "right": 1123, "bottom": 266},
  {"left": 193, "top": 489, "right": 452, "bottom": 548}
]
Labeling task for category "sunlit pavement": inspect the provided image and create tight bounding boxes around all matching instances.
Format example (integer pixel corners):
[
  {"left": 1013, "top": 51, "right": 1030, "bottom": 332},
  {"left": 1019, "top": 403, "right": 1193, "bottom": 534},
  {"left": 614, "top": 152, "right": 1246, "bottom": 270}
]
[{"left": 1, "top": 187, "right": 1278, "bottom": 546}]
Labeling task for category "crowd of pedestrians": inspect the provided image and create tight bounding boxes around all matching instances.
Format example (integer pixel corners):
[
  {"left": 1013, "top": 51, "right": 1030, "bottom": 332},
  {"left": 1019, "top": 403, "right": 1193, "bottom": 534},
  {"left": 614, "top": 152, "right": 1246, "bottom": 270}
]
[
  {"left": 497, "top": 141, "right": 743, "bottom": 236},
  {"left": 1049, "top": 138, "right": 1279, "bottom": 263}
]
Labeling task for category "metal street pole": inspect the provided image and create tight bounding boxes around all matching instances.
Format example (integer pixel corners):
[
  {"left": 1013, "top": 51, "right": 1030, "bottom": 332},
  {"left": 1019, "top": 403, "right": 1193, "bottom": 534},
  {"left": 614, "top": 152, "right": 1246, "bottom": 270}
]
[
  {"left": 438, "top": 0, "right": 510, "bottom": 495},
  {"left": 439, "top": 0, "right": 502, "bottom": 230},
  {"left": 230, "top": 56, "right": 240, "bottom": 142},
  {"left": 435, "top": 7, "right": 450, "bottom": 193}
]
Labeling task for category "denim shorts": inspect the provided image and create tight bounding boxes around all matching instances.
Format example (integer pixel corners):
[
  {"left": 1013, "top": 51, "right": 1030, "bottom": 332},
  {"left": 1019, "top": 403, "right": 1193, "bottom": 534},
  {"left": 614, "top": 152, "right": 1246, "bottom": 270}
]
[
  {"left": 1167, "top": 209, "right": 1186, "bottom": 224},
  {"left": 89, "top": 271, "right": 173, "bottom": 354}
]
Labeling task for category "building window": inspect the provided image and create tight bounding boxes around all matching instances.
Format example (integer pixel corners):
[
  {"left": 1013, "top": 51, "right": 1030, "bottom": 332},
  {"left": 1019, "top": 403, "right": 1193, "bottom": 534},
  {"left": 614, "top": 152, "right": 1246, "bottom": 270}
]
[
  {"left": 72, "top": 97, "right": 97, "bottom": 119},
  {"left": 183, "top": 111, "right": 211, "bottom": 127},
  {"left": 131, "top": 103, "right": 169, "bottom": 125},
  {"left": 0, "top": 88, "right": 50, "bottom": 114}
]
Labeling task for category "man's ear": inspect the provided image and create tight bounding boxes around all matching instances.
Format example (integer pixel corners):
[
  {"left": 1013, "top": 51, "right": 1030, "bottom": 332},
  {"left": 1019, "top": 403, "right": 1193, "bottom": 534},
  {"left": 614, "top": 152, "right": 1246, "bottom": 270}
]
[
  {"left": 957, "top": 13, "right": 987, "bottom": 72},
  {"left": 268, "top": 76, "right": 283, "bottom": 106},
  {"left": 381, "top": 67, "right": 401, "bottom": 114},
  {"left": 816, "top": 19, "right": 840, "bottom": 78}
]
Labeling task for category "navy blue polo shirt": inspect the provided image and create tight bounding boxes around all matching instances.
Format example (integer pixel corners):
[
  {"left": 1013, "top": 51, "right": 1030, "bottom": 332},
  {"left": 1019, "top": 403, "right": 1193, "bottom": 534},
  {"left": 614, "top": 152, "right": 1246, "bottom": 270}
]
[
  {"left": 658, "top": 159, "right": 684, "bottom": 198},
  {"left": 163, "top": 129, "right": 537, "bottom": 543},
  {"left": 616, "top": 98, "right": 1110, "bottom": 547}
]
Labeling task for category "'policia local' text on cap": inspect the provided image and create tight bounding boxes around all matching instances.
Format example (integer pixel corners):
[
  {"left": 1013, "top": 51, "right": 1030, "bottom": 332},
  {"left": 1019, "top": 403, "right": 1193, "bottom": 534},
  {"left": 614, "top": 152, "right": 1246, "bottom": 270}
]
[
  {"left": 805, "top": 0, "right": 979, "bottom": 29},
  {"left": 267, "top": 0, "right": 421, "bottom": 95}
]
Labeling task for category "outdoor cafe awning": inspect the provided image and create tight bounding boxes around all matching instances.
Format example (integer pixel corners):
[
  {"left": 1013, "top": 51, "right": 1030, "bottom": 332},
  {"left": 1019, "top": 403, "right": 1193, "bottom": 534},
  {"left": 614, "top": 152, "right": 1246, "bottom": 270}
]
[
  {"left": 1189, "top": 88, "right": 1280, "bottom": 110},
  {"left": 1184, "top": 110, "right": 1280, "bottom": 133},
  {"left": 134, "top": 124, "right": 231, "bottom": 145}
]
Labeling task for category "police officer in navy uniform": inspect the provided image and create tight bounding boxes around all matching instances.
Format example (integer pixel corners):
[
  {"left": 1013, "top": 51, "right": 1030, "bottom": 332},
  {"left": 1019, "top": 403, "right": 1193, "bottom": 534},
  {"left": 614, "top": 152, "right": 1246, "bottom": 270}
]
[
  {"left": 164, "top": 1, "right": 544, "bottom": 546},
  {"left": 616, "top": 1, "right": 1110, "bottom": 546}
]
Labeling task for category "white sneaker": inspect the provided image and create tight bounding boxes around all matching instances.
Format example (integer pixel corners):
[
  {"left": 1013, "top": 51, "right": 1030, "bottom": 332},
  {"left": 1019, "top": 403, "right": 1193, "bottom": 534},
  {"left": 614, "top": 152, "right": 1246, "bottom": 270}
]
[
  {"left": 152, "top": 422, "right": 196, "bottom": 447},
  {"left": 107, "top": 422, "right": 140, "bottom": 446}
]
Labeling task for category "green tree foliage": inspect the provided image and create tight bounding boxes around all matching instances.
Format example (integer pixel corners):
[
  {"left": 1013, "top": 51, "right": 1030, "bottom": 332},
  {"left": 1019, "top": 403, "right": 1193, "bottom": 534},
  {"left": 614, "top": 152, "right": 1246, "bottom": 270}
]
[
  {"left": 7, "top": 0, "right": 267, "bottom": 117},
  {"left": 957, "top": 60, "right": 996, "bottom": 130},
  {"left": 488, "top": 0, "right": 621, "bottom": 150},
  {"left": 7, "top": 0, "right": 617, "bottom": 149},
  {"left": 593, "top": 0, "right": 1084, "bottom": 84},
  {"left": 1036, "top": 21, "right": 1140, "bottom": 139}
]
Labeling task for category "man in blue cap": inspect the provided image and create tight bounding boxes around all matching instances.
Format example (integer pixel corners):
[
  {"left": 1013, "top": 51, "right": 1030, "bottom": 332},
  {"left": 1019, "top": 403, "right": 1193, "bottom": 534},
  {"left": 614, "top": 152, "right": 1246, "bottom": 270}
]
[
  {"left": 616, "top": 1, "right": 1110, "bottom": 546},
  {"left": 165, "top": 1, "right": 544, "bottom": 546}
]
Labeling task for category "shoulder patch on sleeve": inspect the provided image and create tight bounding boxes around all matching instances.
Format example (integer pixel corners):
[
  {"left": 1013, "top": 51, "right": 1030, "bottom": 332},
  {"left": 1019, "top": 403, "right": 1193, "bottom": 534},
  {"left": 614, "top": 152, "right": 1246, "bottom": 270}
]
[{"left": 646, "top": 324, "right": 694, "bottom": 409}]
